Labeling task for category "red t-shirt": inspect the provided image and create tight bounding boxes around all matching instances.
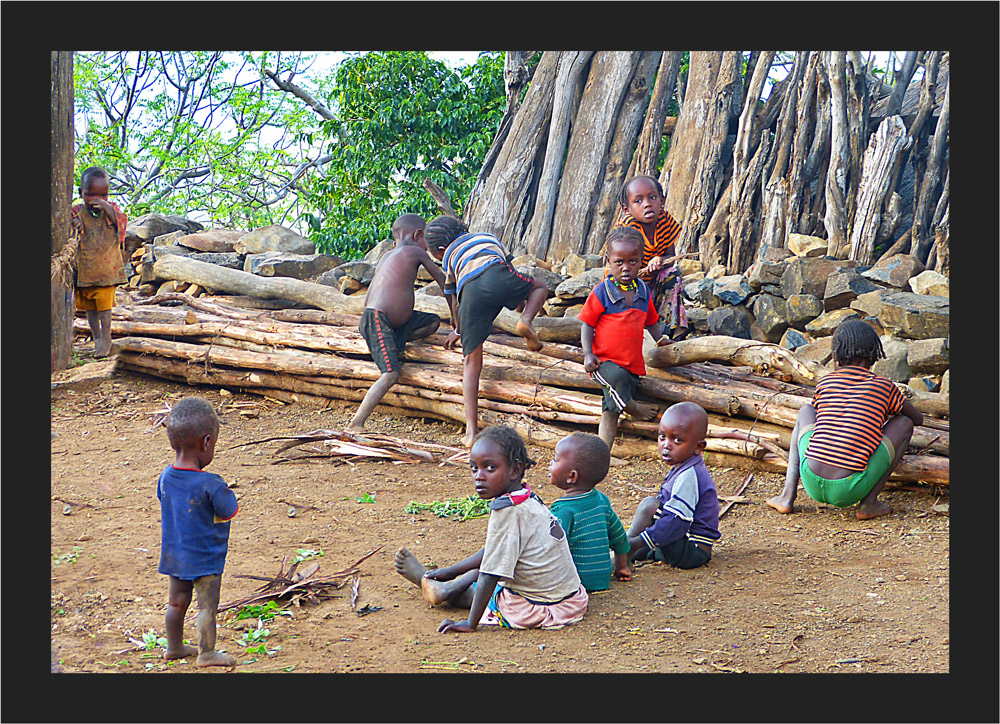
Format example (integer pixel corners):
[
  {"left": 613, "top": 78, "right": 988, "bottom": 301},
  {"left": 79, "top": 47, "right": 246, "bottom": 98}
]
[{"left": 578, "top": 277, "right": 659, "bottom": 376}]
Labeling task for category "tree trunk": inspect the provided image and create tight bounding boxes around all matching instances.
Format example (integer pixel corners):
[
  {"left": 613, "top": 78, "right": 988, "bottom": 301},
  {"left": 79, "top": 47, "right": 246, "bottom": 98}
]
[
  {"left": 51, "top": 51, "right": 75, "bottom": 371},
  {"left": 677, "top": 51, "right": 741, "bottom": 256},
  {"left": 547, "top": 51, "right": 644, "bottom": 261},
  {"left": 911, "top": 73, "right": 949, "bottom": 264},
  {"left": 932, "top": 203, "right": 949, "bottom": 277},
  {"left": 151, "top": 255, "right": 583, "bottom": 343},
  {"left": 758, "top": 52, "right": 809, "bottom": 254},
  {"left": 823, "top": 51, "right": 851, "bottom": 257},
  {"left": 646, "top": 335, "right": 822, "bottom": 387},
  {"left": 628, "top": 51, "right": 683, "bottom": 179},
  {"left": 660, "top": 52, "right": 724, "bottom": 223},
  {"left": 884, "top": 50, "right": 920, "bottom": 117},
  {"left": 523, "top": 51, "right": 594, "bottom": 259},
  {"left": 727, "top": 133, "right": 771, "bottom": 273},
  {"left": 785, "top": 52, "right": 821, "bottom": 238},
  {"left": 848, "top": 115, "right": 910, "bottom": 265},
  {"left": 466, "top": 51, "right": 559, "bottom": 244},
  {"left": 584, "top": 51, "right": 661, "bottom": 255}
]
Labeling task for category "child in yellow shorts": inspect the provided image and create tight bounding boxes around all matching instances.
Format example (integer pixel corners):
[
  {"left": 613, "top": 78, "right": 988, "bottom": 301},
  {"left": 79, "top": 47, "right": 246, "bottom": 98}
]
[{"left": 72, "top": 166, "right": 128, "bottom": 357}]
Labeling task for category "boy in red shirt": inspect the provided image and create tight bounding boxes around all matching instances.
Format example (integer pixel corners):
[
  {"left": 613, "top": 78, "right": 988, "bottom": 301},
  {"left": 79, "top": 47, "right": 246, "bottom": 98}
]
[
  {"left": 766, "top": 319, "right": 923, "bottom": 520},
  {"left": 578, "top": 227, "right": 671, "bottom": 453}
]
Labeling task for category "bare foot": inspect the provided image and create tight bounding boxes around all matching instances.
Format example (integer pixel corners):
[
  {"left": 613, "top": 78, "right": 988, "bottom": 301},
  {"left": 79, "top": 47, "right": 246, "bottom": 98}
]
[
  {"left": 766, "top": 495, "right": 795, "bottom": 514},
  {"left": 609, "top": 456, "right": 629, "bottom": 467},
  {"left": 164, "top": 644, "right": 197, "bottom": 661},
  {"left": 345, "top": 423, "right": 365, "bottom": 434},
  {"left": 516, "top": 320, "right": 543, "bottom": 352},
  {"left": 625, "top": 400, "right": 658, "bottom": 422},
  {"left": 394, "top": 548, "right": 428, "bottom": 586},
  {"left": 196, "top": 651, "right": 236, "bottom": 667},
  {"left": 461, "top": 434, "right": 475, "bottom": 449},
  {"left": 419, "top": 577, "right": 453, "bottom": 606},
  {"left": 856, "top": 500, "right": 892, "bottom": 520}
]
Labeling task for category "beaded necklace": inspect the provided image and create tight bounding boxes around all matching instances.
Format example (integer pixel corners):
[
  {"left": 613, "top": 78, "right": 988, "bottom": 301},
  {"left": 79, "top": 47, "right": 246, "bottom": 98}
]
[{"left": 612, "top": 278, "right": 637, "bottom": 292}]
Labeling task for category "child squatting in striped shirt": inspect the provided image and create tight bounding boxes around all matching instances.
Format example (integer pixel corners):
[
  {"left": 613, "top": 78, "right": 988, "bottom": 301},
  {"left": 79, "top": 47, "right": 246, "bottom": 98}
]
[{"left": 766, "top": 319, "right": 923, "bottom": 520}]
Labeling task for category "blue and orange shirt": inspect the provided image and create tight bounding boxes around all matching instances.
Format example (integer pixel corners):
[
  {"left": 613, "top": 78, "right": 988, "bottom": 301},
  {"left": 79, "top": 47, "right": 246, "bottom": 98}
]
[
  {"left": 157, "top": 466, "right": 239, "bottom": 580},
  {"left": 806, "top": 365, "right": 906, "bottom": 471},
  {"left": 577, "top": 276, "right": 659, "bottom": 376}
]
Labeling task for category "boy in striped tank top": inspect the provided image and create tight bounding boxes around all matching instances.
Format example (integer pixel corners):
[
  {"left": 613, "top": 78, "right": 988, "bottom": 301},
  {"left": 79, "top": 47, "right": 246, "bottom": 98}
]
[
  {"left": 767, "top": 320, "right": 923, "bottom": 520},
  {"left": 426, "top": 216, "right": 550, "bottom": 447}
]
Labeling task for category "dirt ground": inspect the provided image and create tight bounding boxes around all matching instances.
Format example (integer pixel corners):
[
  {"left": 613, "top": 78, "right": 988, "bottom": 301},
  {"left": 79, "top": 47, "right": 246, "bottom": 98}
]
[
  {"left": 48, "top": 347, "right": 956, "bottom": 682},
  {"left": 40, "top": 349, "right": 975, "bottom": 702}
]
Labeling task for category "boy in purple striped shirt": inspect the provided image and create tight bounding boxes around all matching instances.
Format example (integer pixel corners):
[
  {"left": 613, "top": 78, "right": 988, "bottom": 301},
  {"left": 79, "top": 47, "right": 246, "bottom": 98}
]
[{"left": 626, "top": 402, "right": 720, "bottom": 572}]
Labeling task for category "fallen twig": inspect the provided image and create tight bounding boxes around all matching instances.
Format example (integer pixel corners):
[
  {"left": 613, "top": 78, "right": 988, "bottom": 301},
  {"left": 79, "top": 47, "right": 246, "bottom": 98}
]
[{"left": 719, "top": 472, "right": 754, "bottom": 518}]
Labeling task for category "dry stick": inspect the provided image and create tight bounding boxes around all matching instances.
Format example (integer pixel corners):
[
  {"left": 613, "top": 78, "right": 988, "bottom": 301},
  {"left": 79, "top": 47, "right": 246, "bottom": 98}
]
[{"left": 719, "top": 472, "right": 754, "bottom": 518}]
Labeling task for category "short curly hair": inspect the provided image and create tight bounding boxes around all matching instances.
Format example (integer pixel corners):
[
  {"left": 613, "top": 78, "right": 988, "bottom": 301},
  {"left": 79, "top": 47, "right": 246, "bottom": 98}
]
[
  {"left": 563, "top": 432, "right": 610, "bottom": 487},
  {"left": 166, "top": 397, "right": 219, "bottom": 449},
  {"left": 474, "top": 424, "right": 535, "bottom": 474},
  {"left": 618, "top": 174, "right": 664, "bottom": 209}
]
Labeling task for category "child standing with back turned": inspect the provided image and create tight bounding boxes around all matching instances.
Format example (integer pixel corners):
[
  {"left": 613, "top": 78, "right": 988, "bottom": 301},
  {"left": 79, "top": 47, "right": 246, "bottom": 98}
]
[
  {"left": 579, "top": 226, "right": 672, "bottom": 453},
  {"left": 766, "top": 319, "right": 922, "bottom": 520},
  {"left": 548, "top": 432, "right": 632, "bottom": 592},
  {"left": 626, "top": 401, "right": 721, "bottom": 572},
  {"left": 393, "top": 425, "right": 588, "bottom": 632},
  {"left": 158, "top": 397, "right": 239, "bottom": 667},
  {"left": 72, "top": 166, "right": 128, "bottom": 358}
]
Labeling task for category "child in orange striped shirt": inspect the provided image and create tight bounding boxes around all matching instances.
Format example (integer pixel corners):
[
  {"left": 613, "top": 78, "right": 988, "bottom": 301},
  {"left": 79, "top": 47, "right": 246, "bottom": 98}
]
[
  {"left": 766, "top": 320, "right": 923, "bottom": 520},
  {"left": 614, "top": 175, "right": 688, "bottom": 340}
]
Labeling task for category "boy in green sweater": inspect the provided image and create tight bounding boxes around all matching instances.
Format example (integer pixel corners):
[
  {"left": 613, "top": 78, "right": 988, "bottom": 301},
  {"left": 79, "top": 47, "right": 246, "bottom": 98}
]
[{"left": 548, "top": 432, "right": 632, "bottom": 592}]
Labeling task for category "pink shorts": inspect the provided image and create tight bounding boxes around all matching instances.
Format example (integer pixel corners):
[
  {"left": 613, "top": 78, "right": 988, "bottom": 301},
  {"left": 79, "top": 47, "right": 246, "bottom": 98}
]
[{"left": 478, "top": 584, "right": 589, "bottom": 630}]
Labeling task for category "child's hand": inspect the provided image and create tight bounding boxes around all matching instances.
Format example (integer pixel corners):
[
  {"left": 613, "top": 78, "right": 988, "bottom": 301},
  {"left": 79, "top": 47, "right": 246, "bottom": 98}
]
[
  {"left": 646, "top": 255, "right": 663, "bottom": 272},
  {"left": 87, "top": 198, "right": 114, "bottom": 216},
  {"left": 443, "top": 330, "right": 461, "bottom": 351},
  {"left": 437, "top": 618, "right": 474, "bottom": 633},
  {"left": 614, "top": 563, "right": 633, "bottom": 582},
  {"left": 583, "top": 353, "right": 600, "bottom": 375}
]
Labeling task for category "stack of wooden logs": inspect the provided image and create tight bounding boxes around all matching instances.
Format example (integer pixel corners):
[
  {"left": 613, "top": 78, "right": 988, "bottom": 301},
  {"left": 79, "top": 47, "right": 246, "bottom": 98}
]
[{"left": 78, "top": 293, "right": 948, "bottom": 488}]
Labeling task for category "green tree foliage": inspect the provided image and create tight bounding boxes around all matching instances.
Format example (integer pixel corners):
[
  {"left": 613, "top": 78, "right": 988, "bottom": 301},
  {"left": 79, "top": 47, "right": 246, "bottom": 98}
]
[
  {"left": 73, "top": 50, "right": 506, "bottom": 260},
  {"left": 74, "top": 51, "right": 323, "bottom": 231},
  {"left": 300, "top": 51, "right": 504, "bottom": 258}
]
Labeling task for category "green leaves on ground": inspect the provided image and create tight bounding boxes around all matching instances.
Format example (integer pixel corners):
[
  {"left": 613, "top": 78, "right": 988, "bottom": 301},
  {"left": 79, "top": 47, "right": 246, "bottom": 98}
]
[{"left": 404, "top": 494, "right": 489, "bottom": 521}]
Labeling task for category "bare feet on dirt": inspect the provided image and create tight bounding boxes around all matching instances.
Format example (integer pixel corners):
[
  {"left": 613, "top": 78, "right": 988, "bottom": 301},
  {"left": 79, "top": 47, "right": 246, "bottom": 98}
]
[
  {"left": 419, "top": 577, "right": 455, "bottom": 606},
  {"left": 196, "top": 651, "right": 237, "bottom": 667},
  {"left": 856, "top": 500, "right": 892, "bottom": 520},
  {"left": 164, "top": 644, "right": 197, "bottom": 661},
  {"left": 394, "top": 548, "right": 428, "bottom": 586},
  {"left": 765, "top": 495, "right": 795, "bottom": 514}
]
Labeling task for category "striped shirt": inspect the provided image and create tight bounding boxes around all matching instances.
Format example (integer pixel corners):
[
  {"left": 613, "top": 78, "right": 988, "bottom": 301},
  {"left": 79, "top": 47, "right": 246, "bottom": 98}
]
[
  {"left": 640, "top": 454, "right": 721, "bottom": 551},
  {"left": 549, "top": 489, "right": 630, "bottom": 592},
  {"left": 442, "top": 232, "right": 510, "bottom": 297},
  {"left": 806, "top": 366, "right": 906, "bottom": 471},
  {"left": 615, "top": 209, "right": 682, "bottom": 282}
]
